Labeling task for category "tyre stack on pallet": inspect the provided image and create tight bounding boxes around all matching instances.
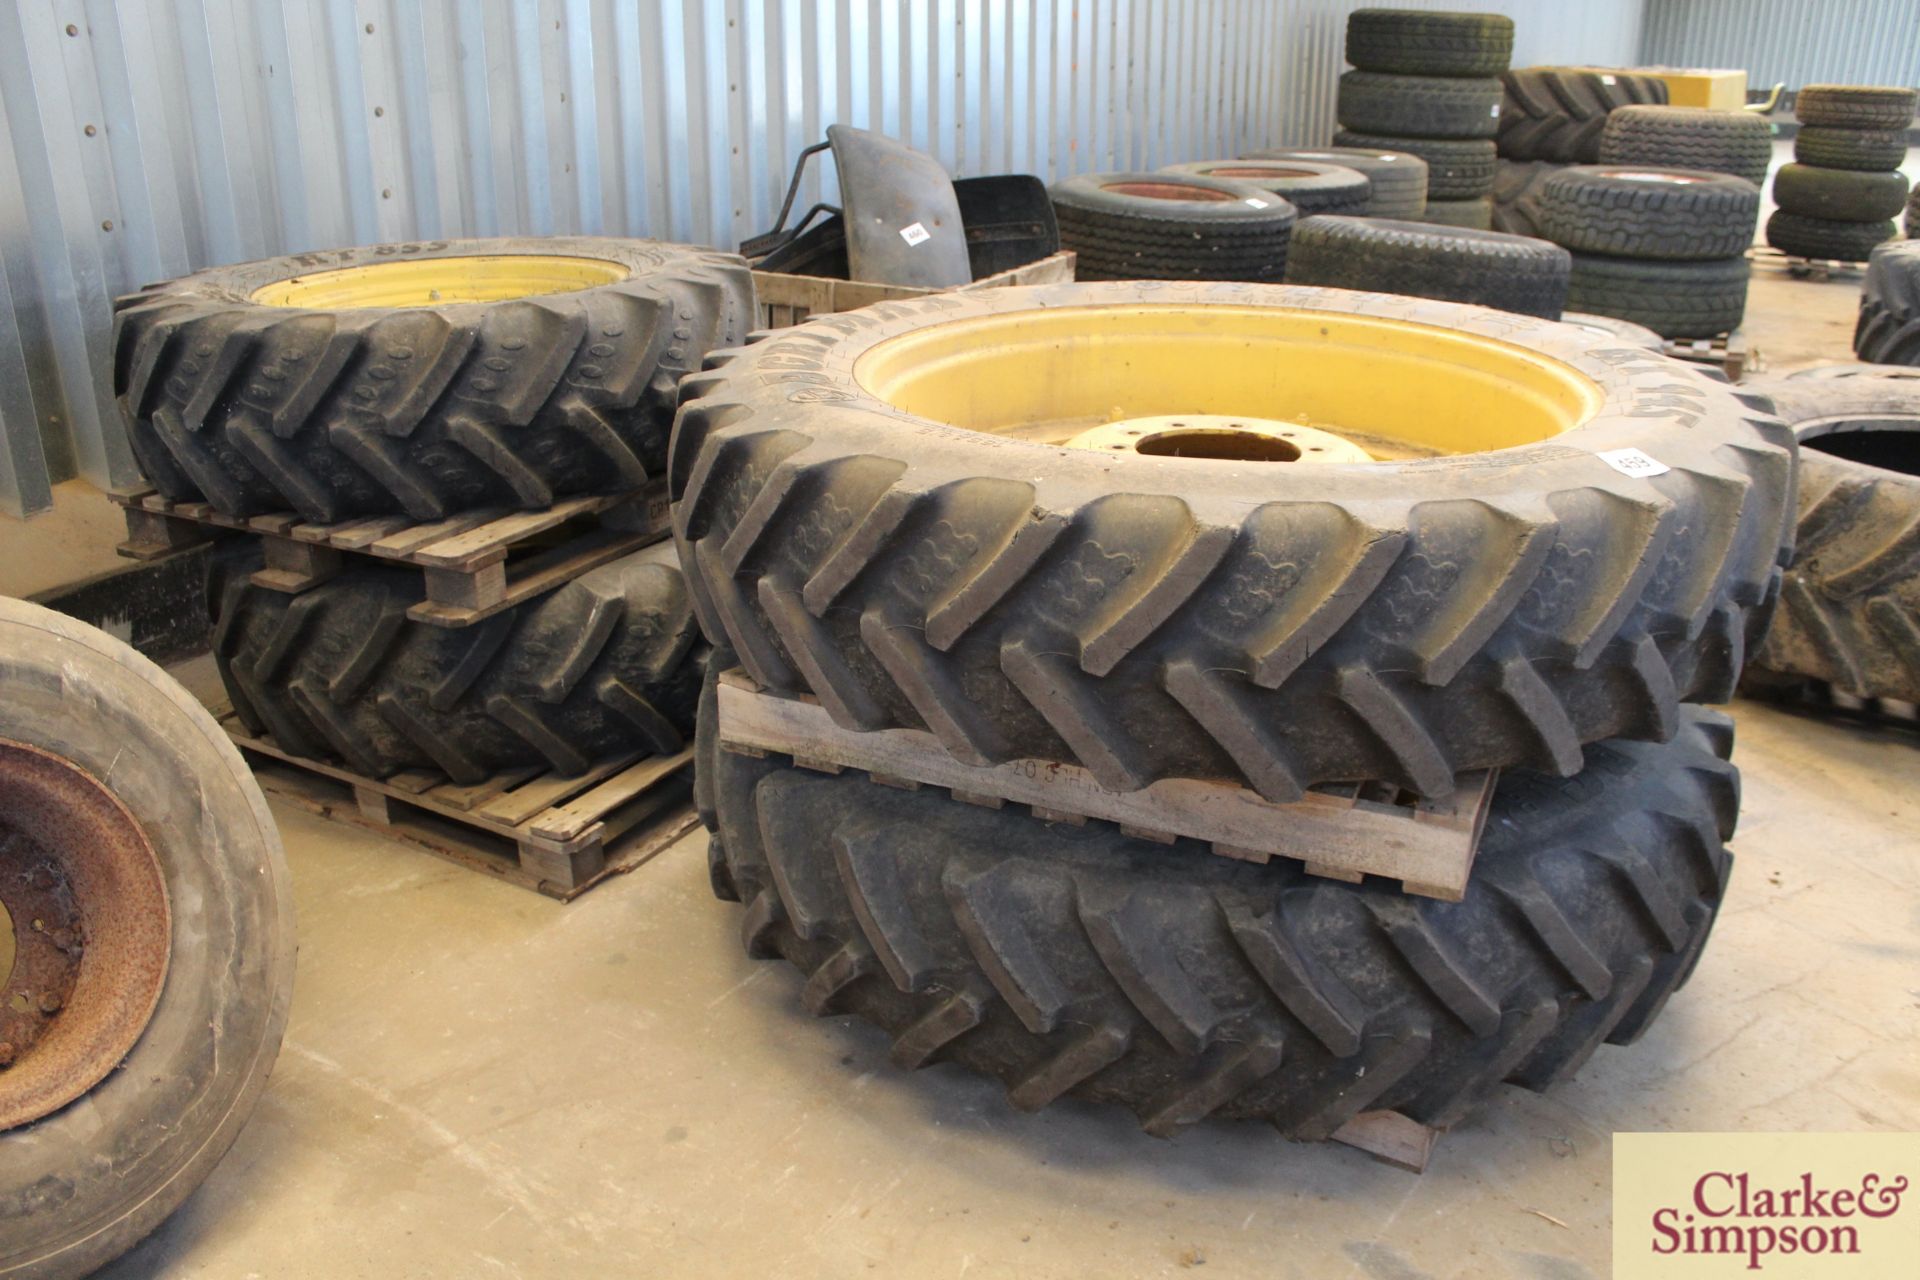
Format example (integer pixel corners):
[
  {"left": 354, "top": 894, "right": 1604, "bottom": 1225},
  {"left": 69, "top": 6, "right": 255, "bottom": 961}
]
[
  {"left": 1767, "top": 86, "right": 1916, "bottom": 265},
  {"left": 1532, "top": 165, "right": 1762, "bottom": 341},
  {"left": 108, "top": 238, "right": 752, "bottom": 897},
  {"left": 1492, "top": 67, "right": 1669, "bottom": 236},
  {"left": 671, "top": 278, "right": 1795, "bottom": 1162},
  {"left": 1333, "top": 9, "right": 1514, "bottom": 230}
]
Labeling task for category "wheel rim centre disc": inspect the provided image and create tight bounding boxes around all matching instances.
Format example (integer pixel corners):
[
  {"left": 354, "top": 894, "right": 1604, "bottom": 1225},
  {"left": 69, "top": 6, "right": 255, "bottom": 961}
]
[
  {"left": 1066, "top": 413, "right": 1376, "bottom": 463},
  {"left": 0, "top": 738, "right": 171, "bottom": 1132}
]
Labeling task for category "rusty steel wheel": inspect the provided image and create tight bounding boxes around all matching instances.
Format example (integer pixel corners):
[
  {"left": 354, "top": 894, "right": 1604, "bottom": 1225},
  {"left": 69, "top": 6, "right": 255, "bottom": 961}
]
[{"left": 0, "top": 598, "right": 294, "bottom": 1280}]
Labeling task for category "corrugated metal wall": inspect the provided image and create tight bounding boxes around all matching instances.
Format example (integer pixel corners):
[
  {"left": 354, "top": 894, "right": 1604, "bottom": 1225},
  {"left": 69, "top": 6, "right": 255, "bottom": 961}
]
[
  {"left": 1640, "top": 0, "right": 1920, "bottom": 94},
  {"left": 0, "top": 0, "right": 1644, "bottom": 519}
]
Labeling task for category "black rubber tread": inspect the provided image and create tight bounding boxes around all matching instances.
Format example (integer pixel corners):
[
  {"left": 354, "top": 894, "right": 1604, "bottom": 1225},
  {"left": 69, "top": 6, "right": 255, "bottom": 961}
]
[
  {"left": 1287, "top": 215, "right": 1562, "bottom": 314},
  {"left": 1, "top": 600, "right": 295, "bottom": 1279},
  {"left": 207, "top": 539, "right": 705, "bottom": 783},
  {"left": 1795, "top": 85, "right": 1919, "bottom": 132},
  {"left": 1333, "top": 130, "right": 1495, "bottom": 199},
  {"left": 1337, "top": 71, "right": 1503, "bottom": 141},
  {"left": 670, "top": 281, "right": 1796, "bottom": 800},
  {"left": 1765, "top": 210, "right": 1898, "bottom": 262},
  {"left": 1856, "top": 241, "right": 1920, "bottom": 366},
  {"left": 1051, "top": 173, "right": 1297, "bottom": 281},
  {"left": 1793, "top": 126, "right": 1910, "bottom": 173},
  {"left": 1561, "top": 311, "right": 1665, "bottom": 350},
  {"left": 1490, "top": 159, "right": 1567, "bottom": 238},
  {"left": 1243, "top": 146, "right": 1429, "bottom": 219},
  {"left": 1565, "top": 253, "right": 1750, "bottom": 340},
  {"left": 1536, "top": 166, "right": 1760, "bottom": 261},
  {"left": 702, "top": 680, "right": 1739, "bottom": 1139},
  {"left": 1417, "top": 197, "right": 1495, "bottom": 230},
  {"left": 1163, "top": 161, "right": 1372, "bottom": 217},
  {"left": 111, "top": 237, "right": 753, "bottom": 524},
  {"left": 1344, "top": 9, "right": 1514, "bottom": 78},
  {"left": 1596, "top": 106, "right": 1773, "bottom": 187},
  {"left": 1739, "top": 375, "right": 1920, "bottom": 701},
  {"left": 1908, "top": 185, "right": 1919, "bottom": 238},
  {"left": 1499, "top": 68, "right": 1670, "bottom": 164},
  {"left": 1773, "top": 164, "right": 1911, "bottom": 223}
]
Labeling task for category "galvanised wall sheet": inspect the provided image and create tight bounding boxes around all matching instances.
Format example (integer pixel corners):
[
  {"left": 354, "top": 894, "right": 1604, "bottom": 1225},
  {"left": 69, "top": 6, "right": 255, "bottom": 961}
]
[
  {"left": 0, "top": 0, "right": 1644, "bottom": 517},
  {"left": 1640, "top": 0, "right": 1920, "bottom": 95}
]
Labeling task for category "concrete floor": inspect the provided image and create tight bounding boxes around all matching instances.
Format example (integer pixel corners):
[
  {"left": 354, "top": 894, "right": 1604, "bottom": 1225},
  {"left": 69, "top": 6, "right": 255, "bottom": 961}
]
[{"left": 6, "top": 145, "right": 1915, "bottom": 1278}]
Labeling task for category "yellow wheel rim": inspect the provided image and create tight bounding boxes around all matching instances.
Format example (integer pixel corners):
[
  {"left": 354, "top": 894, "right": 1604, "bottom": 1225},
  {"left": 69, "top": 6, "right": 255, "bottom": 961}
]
[
  {"left": 251, "top": 254, "right": 630, "bottom": 309},
  {"left": 854, "top": 304, "right": 1602, "bottom": 459}
]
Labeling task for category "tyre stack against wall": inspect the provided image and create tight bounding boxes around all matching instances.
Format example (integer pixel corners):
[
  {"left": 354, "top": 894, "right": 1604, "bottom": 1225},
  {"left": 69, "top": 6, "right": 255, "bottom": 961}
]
[
  {"left": 1533, "top": 166, "right": 1761, "bottom": 338},
  {"left": 671, "top": 279, "right": 1796, "bottom": 1146},
  {"left": 108, "top": 238, "right": 747, "bottom": 877},
  {"left": 1493, "top": 68, "right": 1669, "bottom": 237},
  {"left": 1332, "top": 9, "right": 1514, "bottom": 230},
  {"left": 1767, "top": 86, "right": 1916, "bottom": 263}
]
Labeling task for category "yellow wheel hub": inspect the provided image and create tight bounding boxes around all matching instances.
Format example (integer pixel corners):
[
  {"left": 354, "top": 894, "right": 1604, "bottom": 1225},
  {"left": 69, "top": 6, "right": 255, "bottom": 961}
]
[
  {"left": 1067, "top": 414, "right": 1375, "bottom": 463},
  {"left": 855, "top": 304, "right": 1601, "bottom": 458},
  {"left": 251, "top": 254, "right": 630, "bottom": 309}
]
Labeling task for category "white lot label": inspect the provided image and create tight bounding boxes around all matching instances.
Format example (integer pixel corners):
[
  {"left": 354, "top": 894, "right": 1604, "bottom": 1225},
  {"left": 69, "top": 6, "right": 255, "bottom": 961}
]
[
  {"left": 1490, "top": 102, "right": 1500, "bottom": 117},
  {"left": 1600, "top": 73, "right": 1617, "bottom": 85},
  {"left": 899, "top": 221, "right": 931, "bottom": 246},
  {"left": 1244, "top": 196, "right": 1270, "bottom": 208},
  {"left": 1597, "top": 447, "right": 1670, "bottom": 478}
]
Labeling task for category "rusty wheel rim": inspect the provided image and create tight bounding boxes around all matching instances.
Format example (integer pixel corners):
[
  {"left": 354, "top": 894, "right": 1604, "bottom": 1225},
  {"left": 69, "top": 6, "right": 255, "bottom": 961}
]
[
  {"left": 0, "top": 738, "right": 170, "bottom": 1132},
  {"left": 1101, "top": 181, "right": 1235, "bottom": 201}
]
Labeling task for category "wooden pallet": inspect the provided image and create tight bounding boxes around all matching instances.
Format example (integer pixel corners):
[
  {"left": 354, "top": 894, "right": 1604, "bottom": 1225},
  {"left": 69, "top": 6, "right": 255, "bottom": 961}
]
[
  {"left": 714, "top": 671, "right": 1494, "bottom": 901},
  {"left": 111, "top": 481, "right": 671, "bottom": 628},
  {"left": 220, "top": 711, "right": 697, "bottom": 899},
  {"left": 752, "top": 250, "right": 1076, "bottom": 330},
  {"left": 1659, "top": 333, "right": 1761, "bottom": 380},
  {"left": 1747, "top": 245, "right": 1866, "bottom": 283}
]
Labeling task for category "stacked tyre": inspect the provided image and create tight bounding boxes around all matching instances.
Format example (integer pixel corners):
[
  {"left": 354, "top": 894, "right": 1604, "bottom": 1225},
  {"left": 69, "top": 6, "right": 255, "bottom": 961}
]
[
  {"left": 1050, "top": 172, "right": 1298, "bottom": 281},
  {"left": 1598, "top": 106, "right": 1773, "bottom": 186},
  {"left": 671, "top": 280, "right": 1797, "bottom": 1144},
  {"left": 1284, "top": 215, "right": 1570, "bottom": 318},
  {"left": 1767, "top": 85, "right": 1916, "bottom": 262},
  {"left": 1240, "top": 145, "right": 1430, "bottom": 219},
  {"left": 1160, "top": 160, "right": 1372, "bottom": 218},
  {"left": 109, "top": 238, "right": 741, "bottom": 785},
  {"left": 1333, "top": 9, "right": 1514, "bottom": 230},
  {"left": 1492, "top": 68, "right": 1672, "bottom": 235},
  {"left": 1535, "top": 166, "right": 1762, "bottom": 338}
]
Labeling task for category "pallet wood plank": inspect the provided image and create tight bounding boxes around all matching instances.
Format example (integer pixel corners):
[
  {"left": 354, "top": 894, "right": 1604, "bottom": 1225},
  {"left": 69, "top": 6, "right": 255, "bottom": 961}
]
[
  {"left": 406, "top": 528, "right": 659, "bottom": 628},
  {"left": 410, "top": 493, "right": 610, "bottom": 568},
  {"left": 1331, "top": 1110, "right": 1439, "bottom": 1173},
  {"left": 715, "top": 673, "right": 1489, "bottom": 900},
  {"left": 330, "top": 515, "right": 418, "bottom": 549},
  {"left": 368, "top": 508, "right": 505, "bottom": 557},
  {"left": 424, "top": 765, "right": 541, "bottom": 812},
  {"left": 527, "top": 749, "right": 694, "bottom": 842},
  {"left": 476, "top": 753, "right": 641, "bottom": 826}
]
